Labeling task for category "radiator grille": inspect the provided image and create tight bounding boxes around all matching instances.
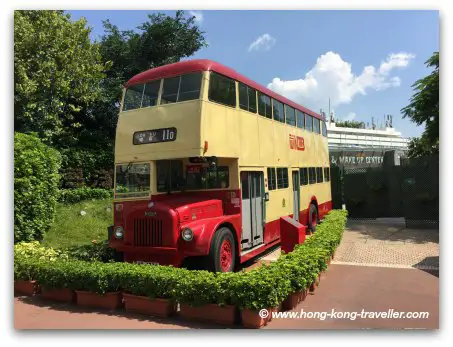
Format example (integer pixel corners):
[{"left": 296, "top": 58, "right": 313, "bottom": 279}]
[{"left": 133, "top": 218, "right": 163, "bottom": 246}]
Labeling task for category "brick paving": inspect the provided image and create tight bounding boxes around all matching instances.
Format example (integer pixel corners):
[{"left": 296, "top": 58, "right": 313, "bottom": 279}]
[{"left": 332, "top": 219, "right": 439, "bottom": 269}]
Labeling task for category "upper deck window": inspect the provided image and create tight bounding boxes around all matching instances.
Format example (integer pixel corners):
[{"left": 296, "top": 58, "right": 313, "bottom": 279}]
[
  {"left": 123, "top": 84, "right": 144, "bottom": 111},
  {"left": 161, "top": 72, "right": 202, "bottom": 104},
  {"left": 296, "top": 110, "right": 305, "bottom": 129},
  {"left": 285, "top": 105, "right": 296, "bottom": 126},
  {"left": 322, "top": 121, "right": 328, "bottom": 137},
  {"left": 258, "top": 92, "right": 272, "bottom": 119},
  {"left": 313, "top": 118, "right": 321, "bottom": 134},
  {"left": 209, "top": 72, "right": 236, "bottom": 107},
  {"left": 305, "top": 114, "right": 313, "bottom": 132},
  {"left": 142, "top": 80, "right": 160, "bottom": 108},
  {"left": 272, "top": 100, "right": 285, "bottom": 123},
  {"left": 239, "top": 83, "right": 257, "bottom": 113}
]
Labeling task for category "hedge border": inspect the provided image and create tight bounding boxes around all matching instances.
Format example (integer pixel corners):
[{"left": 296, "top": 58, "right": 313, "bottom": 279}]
[{"left": 14, "top": 210, "right": 348, "bottom": 311}]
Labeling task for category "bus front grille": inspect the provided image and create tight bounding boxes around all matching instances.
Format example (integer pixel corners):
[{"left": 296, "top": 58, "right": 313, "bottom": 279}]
[{"left": 133, "top": 218, "right": 163, "bottom": 247}]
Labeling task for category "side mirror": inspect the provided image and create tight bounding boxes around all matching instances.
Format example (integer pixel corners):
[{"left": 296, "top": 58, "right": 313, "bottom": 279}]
[{"left": 264, "top": 192, "right": 270, "bottom": 202}]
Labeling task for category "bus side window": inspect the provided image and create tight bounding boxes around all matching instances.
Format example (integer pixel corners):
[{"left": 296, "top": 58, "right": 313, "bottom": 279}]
[
  {"left": 208, "top": 72, "right": 236, "bottom": 107},
  {"left": 299, "top": 168, "right": 308, "bottom": 185},
  {"left": 305, "top": 114, "right": 313, "bottom": 132},
  {"left": 316, "top": 167, "right": 323, "bottom": 183},
  {"left": 285, "top": 105, "right": 296, "bottom": 126},
  {"left": 324, "top": 167, "right": 330, "bottom": 182},
  {"left": 276, "top": 167, "right": 289, "bottom": 189},
  {"left": 267, "top": 168, "right": 276, "bottom": 190},
  {"left": 308, "top": 167, "right": 316, "bottom": 184},
  {"left": 296, "top": 110, "right": 305, "bottom": 129},
  {"left": 258, "top": 92, "right": 272, "bottom": 119},
  {"left": 313, "top": 118, "right": 321, "bottom": 134}
]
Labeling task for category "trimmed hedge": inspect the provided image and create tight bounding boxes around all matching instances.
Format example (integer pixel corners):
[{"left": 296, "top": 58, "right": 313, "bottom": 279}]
[
  {"left": 14, "top": 132, "right": 61, "bottom": 243},
  {"left": 14, "top": 210, "right": 348, "bottom": 310},
  {"left": 58, "top": 187, "right": 113, "bottom": 204}
]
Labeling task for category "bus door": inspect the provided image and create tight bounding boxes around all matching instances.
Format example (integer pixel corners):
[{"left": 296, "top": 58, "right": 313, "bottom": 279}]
[
  {"left": 292, "top": 170, "right": 300, "bottom": 222},
  {"left": 240, "top": 171, "right": 265, "bottom": 250}
]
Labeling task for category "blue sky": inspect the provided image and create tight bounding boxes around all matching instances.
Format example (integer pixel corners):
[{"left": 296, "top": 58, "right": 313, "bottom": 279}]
[{"left": 68, "top": 10, "right": 439, "bottom": 138}]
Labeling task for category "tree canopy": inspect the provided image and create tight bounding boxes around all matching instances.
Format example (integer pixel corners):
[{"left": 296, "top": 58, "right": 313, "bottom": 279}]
[
  {"left": 14, "top": 10, "right": 107, "bottom": 146},
  {"left": 401, "top": 52, "right": 439, "bottom": 157}
]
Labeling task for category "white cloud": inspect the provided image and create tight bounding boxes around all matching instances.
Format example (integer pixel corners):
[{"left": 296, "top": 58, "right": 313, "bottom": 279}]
[
  {"left": 248, "top": 33, "right": 276, "bottom": 52},
  {"left": 267, "top": 51, "right": 415, "bottom": 110},
  {"left": 189, "top": 11, "right": 203, "bottom": 23}
]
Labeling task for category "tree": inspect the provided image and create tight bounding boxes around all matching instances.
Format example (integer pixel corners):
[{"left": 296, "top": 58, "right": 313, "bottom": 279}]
[
  {"left": 401, "top": 52, "right": 439, "bottom": 157},
  {"left": 14, "top": 10, "right": 107, "bottom": 146}
]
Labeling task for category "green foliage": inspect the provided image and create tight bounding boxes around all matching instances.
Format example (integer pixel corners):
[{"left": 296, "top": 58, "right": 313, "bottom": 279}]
[
  {"left": 14, "top": 241, "right": 69, "bottom": 262},
  {"left": 14, "top": 10, "right": 107, "bottom": 146},
  {"left": 335, "top": 120, "right": 365, "bottom": 129},
  {"left": 175, "top": 271, "right": 235, "bottom": 306},
  {"left": 58, "top": 187, "right": 113, "bottom": 204},
  {"left": 64, "top": 242, "right": 116, "bottom": 263},
  {"left": 14, "top": 132, "right": 62, "bottom": 242},
  {"left": 42, "top": 199, "right": 113, "bottom": 249},
  {"left": 407, "top": 135, "right": 439, "bottom": 159},
  {"left": 119, "top": 264, "right": 188, "bottom": 300},
  {"left": 401, "top": 52, "right": 439, "bottom": 158},
  {"left": 229, "top": 264, "right": 292, "bottom": 310},
  {"left": 15, "top": 210, "right": 348, "bottom": 310}
]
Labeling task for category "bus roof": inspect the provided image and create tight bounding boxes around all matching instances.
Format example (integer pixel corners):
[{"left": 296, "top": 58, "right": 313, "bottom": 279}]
[{"left": 125, "top": 59, "right": 322, "bottom": 120}]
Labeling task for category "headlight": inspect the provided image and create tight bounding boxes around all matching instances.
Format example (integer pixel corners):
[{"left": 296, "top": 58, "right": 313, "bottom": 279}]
[
  {"left": 114, "top": 226, "right": 124, "bottom": 239},
  {"left": 181, "top": 228, "right": 194, "bottom": 242}
]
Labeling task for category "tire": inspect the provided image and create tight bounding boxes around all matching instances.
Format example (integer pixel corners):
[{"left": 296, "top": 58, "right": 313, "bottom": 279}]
[
  {"left": 308, "top": 203, "right": 319, "bottom": 233},
  {"left": 208, "top": 227, "right": 236, "bottom": 272}
]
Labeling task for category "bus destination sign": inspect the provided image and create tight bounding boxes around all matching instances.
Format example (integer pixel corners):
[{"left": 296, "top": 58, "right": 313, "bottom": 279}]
[{"left": 133, "top": 127, "right": 177, "bottom": 145}]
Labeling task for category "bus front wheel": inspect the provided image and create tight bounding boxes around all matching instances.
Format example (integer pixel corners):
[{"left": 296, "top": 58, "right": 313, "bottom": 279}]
[
  {"left": 308, "top": 203, "right": 319, "bottom": 233},
  {"left": 208, "top": 227, "right": 236, "bottom": 272}
]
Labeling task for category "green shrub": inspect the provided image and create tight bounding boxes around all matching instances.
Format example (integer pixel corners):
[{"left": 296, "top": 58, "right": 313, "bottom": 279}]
[
  {"left": 63, "top": 261, "right": 122, "bottom": 294},
  {"left": 14, "top": 241, "right": 69, "bottom": 262},
  {"left": 64, "top": 242, "right": 116, "bottom": 262},
  {"left": 228, "top": 264, "right": 291, "bottom": 310},
  {"left": 14, "top": 132, "right": 61, "bottom": 242},
  {"left": 58, "top": 187, "right": 113, "bottom": 204},
  {"left": 14, "top": 209, "right": 348, "bottom": 310},
  {"left": 174, "top": 270, "right": 235, "bottom": 306},
  {"left": 119, "top": 264, "right": 188, "bottom": 300}
]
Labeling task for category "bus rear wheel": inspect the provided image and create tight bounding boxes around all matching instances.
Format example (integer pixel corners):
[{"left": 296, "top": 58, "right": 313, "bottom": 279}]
[
  {"left": 209, "top": 227, "right": 236, "bottom": 272},
  {"left": 308, "top": 203, "right": 318, "bottom": 233}
]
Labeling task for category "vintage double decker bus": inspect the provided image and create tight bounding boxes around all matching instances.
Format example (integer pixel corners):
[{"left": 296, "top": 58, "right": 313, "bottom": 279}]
[{"left": 108, "top": 59, "right": 332, "bottom": 272}]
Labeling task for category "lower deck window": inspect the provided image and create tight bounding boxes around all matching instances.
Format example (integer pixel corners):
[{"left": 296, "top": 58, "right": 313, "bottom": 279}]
[
  {"left": 308, "top": 167, "right": 316, "bottom": 184},
  {"left": 277, "top": 167, "right": 289, "bottom": 189},
  {"left": 316, "top": 167, "right": 324, "bottom": 183},
  {"left": 186, "top": 166, "right": 229, "bottom": 190},
  {"left": 156, "top": 160, "right": 184, "bottom": 192}
]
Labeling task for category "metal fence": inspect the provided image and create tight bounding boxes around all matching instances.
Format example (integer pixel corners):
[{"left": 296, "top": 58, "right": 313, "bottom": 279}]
[{"left": 331, "top": 153, "right": 439, "bottom": 228}]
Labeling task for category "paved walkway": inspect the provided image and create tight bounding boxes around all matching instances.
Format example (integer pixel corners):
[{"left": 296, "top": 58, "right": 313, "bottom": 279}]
[
  {"left": 333, "top": 219, "right": 439, "bottom": 270},
  {"left": 14, "top": 219, "right": 439, "bottom": 330}
]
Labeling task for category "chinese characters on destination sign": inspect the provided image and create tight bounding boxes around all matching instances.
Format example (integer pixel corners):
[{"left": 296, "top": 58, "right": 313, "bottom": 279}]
[{"left": 133, "top": 127, "right": 177, "bottom": 145}]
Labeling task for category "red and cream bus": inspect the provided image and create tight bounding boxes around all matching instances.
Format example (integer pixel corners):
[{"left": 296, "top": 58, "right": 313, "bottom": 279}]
[{"left": 108, "top": 59, "right": 332, "bottom": 272}]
